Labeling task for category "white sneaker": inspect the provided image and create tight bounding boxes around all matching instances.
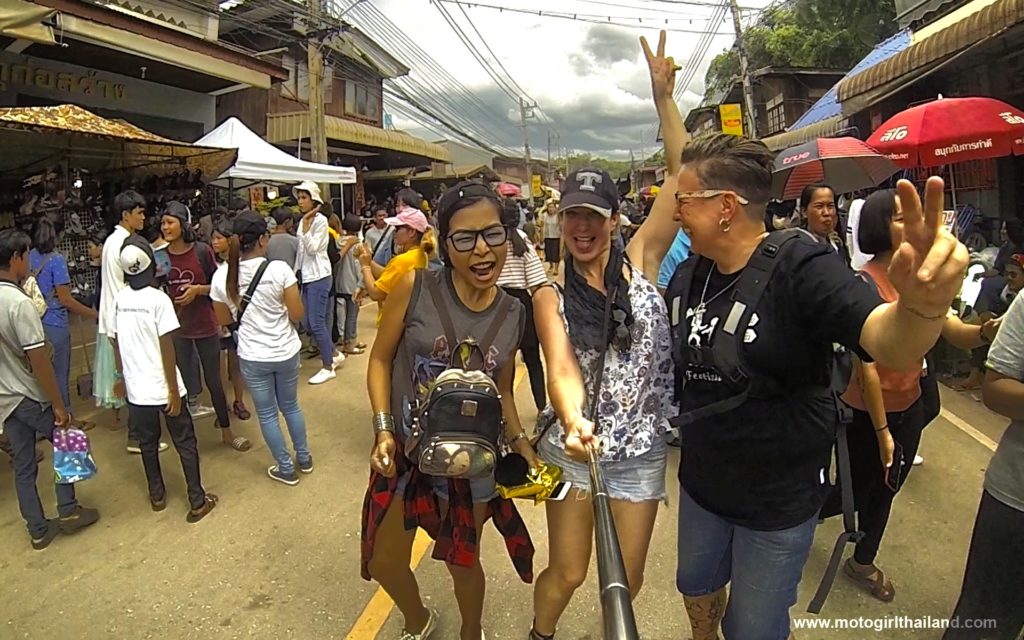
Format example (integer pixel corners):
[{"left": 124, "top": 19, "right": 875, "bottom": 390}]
[
  {"left": 399, "top": 608, "right": 437, "bottom": 640},
  {"left": 309, "top": 368, "right": 336, "bottom": 385},
  {"left": 187, "top": 400, "right": 215, "bottom": 418},
  {"left": 913, "top": 454, "right": 924, "bottom": 466},
  {"left": 332, "top": 351, "right": 346, "bottom": 369}
]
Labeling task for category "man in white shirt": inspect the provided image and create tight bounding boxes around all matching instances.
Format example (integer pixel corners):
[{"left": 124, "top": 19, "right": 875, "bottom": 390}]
[
  {"left": 293, "top": 181, "right": 344, "bottom": 384},
  {"left": 364, "top": 206, "right": 388, "bottom": 255},
  {"left": 111, "top": 237, "right": 217, "bottom": 522}
]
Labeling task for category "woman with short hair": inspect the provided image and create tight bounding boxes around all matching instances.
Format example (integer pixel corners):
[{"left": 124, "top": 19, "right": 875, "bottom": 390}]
[
  {"left": 666, "top": 133, "right": 968, "bottom": 638},
  {"left": 822, "top": 189, "right": 996, "bottom": 603}
]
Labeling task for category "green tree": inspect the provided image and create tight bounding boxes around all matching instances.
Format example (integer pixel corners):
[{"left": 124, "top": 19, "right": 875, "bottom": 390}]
[{"left": 703, "top": 0, "right": 897, "bottom": 101}]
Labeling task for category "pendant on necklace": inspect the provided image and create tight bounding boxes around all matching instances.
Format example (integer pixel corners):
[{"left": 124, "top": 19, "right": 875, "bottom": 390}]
[{"left": 693, "top": 303, "right": 706, "bottom": 328}]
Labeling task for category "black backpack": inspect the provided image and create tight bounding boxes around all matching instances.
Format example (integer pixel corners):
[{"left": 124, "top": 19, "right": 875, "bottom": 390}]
[
  {"left": 406, "top": 273, "right": 513, "bottom": 480},
  {"left": 665, "top": 228, "right": 859, "bottom": 614}
]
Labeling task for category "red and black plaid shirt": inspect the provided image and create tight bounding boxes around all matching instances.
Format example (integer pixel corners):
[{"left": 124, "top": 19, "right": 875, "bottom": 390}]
[{"left": 360, "top": 451, "right": 534, "bottom": 583}]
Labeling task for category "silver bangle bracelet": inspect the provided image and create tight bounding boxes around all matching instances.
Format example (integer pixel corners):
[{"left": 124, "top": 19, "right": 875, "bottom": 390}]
[{"left": 373, "top": 411, "right": 395, "bottom": 434}]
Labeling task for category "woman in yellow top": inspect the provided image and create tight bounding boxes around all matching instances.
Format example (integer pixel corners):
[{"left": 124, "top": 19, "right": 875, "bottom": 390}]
[{"left": 359, "top": 207, "right": 434, "bottom": 324}]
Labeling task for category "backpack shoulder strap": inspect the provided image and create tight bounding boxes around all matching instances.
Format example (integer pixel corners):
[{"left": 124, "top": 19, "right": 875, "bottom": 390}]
[
  {"left": 478, "top": 292, "right": 513, "bottom": 356},
  {"left": 423, "top": 271, "right": 458, "bottom": 350},
  {"left": 711, "top": 229, "right": 807, "bottom": 385},
  {"left": 196, "top": 242, "right": 216, "bottom": 281},
  {"left": 30, "top": 253, "right": 55, "bottom": 278}
]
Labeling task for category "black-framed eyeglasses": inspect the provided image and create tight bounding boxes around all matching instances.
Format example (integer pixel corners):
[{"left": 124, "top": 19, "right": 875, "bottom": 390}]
[{"left": 447, "top": 224, "right": 508, "bottom": 252}]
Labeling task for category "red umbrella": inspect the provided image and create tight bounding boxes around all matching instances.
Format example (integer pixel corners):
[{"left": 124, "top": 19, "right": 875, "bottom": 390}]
[
  {"left": 867, "top": 96, "right": 1024, "bottom": 167},
  {"left": 771, "top": 137, "right": 898, "bottom": 200},
  {"left": 496, "top": 182, "right": 521, "bottom": 197}
]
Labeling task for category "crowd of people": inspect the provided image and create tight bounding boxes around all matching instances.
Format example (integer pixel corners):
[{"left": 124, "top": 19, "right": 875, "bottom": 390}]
[{"left": 1, "top": 29, "right": 1021, "bottom": 640}]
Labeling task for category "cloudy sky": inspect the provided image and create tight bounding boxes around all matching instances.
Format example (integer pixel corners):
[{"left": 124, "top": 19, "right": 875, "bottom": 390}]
[{"left": 345, "top": 0, "right": 773, "bottom": 160}]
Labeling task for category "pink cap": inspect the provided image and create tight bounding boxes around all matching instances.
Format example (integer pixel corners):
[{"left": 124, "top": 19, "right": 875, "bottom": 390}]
[{"left": 384, "top": 207, "right": 429, "bottom": 233}]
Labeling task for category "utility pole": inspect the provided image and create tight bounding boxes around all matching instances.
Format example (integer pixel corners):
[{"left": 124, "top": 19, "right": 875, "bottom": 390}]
[
  {"left": 729, "top": 0, "right": 758, "bottom": 138},
  {"left": 546, "top": 129, "right": 552, "bottom": 185},
  {"left": 307, "top": 0, "right": 329, "bottom": 165},
  {"left": 519, "top": 96, "right": 536, "bottom": 198}
]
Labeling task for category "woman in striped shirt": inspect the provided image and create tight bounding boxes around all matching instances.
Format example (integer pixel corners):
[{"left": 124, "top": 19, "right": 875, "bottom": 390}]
[{"left": 496, "top": 222, "right": 549, "bottom": 411}]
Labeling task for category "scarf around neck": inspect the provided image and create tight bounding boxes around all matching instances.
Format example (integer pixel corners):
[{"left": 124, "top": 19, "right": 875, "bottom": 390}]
[{"left": 563, "top": 244, "right": 634, "bottom": 353}]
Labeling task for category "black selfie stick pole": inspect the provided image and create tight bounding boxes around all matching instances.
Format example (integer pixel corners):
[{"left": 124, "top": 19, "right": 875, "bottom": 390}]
[{"left": 588, "top": 444, "right": 640, "bottom": 640}]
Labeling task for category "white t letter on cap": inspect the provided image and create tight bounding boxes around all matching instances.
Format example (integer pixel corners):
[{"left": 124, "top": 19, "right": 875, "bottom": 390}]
[{"left": 577, "top": 171, "right": 602, "bottom": 192}]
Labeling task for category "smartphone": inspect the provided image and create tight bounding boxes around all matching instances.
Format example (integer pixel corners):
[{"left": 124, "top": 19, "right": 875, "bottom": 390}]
[
  {"left": 884, "top": 440, "right": 905, "bottom": 492},
  {"left": 153, "top": 245, "right": 172, "bottom": 279},
  {"left": 548, "top": 481, "right": 572, "bottom": 502}
]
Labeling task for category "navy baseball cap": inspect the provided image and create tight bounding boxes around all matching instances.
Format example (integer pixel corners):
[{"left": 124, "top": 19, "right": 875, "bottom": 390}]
[{"left": 558, "top": 168, "right": 618, "bottom": 218}]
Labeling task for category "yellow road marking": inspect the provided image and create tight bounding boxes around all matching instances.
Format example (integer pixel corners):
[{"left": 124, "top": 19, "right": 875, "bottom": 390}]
[
  {"left": 344, "top": 361, "right": 528, "bottom": 640},
  {"left": 940, "top": 407, "right": 997, "bottom": 452}
]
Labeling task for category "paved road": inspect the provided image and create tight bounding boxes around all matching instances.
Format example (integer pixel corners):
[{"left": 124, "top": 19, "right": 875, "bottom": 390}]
[{"left": 0, "top": 310, "right": 1009, "bottom": 639}]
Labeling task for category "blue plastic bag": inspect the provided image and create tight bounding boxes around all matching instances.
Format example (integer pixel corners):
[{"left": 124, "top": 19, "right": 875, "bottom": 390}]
[{"left": 52, "top": 427, "right": 97, "bottom": 484}]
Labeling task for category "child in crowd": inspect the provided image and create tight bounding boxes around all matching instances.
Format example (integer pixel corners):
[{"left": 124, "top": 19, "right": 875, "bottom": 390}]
[
  {"left": 111, "top": 235, "right": 217, "bottom": 522},
  {"left": 336, "top": 214, "right": 366, "bottom": 355}
]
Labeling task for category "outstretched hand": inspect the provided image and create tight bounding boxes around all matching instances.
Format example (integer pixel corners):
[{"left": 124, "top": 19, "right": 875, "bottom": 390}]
[
  {"left": 640, "top": 30, "right": 678, "bottom": 102},
  {"left": 888, "top": 178, "right": 969, "bottom": 319}
]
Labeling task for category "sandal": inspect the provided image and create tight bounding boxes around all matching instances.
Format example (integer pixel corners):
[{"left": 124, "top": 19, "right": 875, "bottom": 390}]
[
  {"left": 226, "top": 436, "right": 252, "bottom": 452},
  {"left": 186, "top": 494, "right": 218, "bottom": 523},
  {"left": 72, "top": 418, "right": 97, "bottom": 431},
  {"left": 342, "top": 345, "right": 366, "bottom": 355},
  {"left": 232, "top": 401, "right": 251, "bottom": 421},
  {"left": 843, "top": 558, "right": 895, "bottom": 602}
]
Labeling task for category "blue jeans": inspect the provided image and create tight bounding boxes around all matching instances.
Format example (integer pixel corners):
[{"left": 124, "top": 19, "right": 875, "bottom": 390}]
[
  {"left": 302, "top": 275, "right": 334, "bottom": 368},
  {"left": 4, "top": 398, "right": 78, "bottom": 538},
  {"left": 44, "top": 324, "right": 71, "bottom": 410},
  {"left": 238, "top": 353, "right": 310, "bottom": 475},
  {"left": 676, "top": 485, "right": 816, "bottom": 640}
]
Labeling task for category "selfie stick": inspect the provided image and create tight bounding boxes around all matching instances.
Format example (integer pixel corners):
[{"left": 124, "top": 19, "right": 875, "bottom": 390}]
[{"left": 588, "top": 444, "right": 640, "bottom": 640}]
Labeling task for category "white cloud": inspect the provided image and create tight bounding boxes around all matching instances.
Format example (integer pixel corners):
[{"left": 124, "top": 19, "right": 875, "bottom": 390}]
[{"left": 366, "top": 0, "right": 771, "bottom": 158}]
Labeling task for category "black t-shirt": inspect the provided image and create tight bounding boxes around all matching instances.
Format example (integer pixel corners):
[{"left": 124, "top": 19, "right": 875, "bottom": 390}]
[{"left": 676, "top": 236, "right": 881, "bottom": 531}]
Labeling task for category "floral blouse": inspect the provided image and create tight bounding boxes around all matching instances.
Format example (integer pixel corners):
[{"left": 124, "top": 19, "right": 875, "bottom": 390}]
[{"left": 540, "top": 266, "right": 676, "bottom": 462}]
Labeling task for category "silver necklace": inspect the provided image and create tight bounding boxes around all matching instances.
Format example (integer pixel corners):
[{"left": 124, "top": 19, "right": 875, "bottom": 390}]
[{"left": 693, "top": 263, "right": 742, "bottom": 328}]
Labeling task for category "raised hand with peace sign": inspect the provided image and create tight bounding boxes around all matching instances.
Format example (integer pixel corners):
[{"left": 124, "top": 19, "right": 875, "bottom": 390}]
[
  {"left": 889, "top": 177, "right": 969, "bottom": 321},
  {"left": 640, "top": 30, "right": 679, "bottom": 104}
]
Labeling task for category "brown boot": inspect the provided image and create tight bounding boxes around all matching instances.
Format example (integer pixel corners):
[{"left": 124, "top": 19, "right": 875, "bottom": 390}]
[{"left": 683, "top": 588, "right": 727, "bottom": 640}]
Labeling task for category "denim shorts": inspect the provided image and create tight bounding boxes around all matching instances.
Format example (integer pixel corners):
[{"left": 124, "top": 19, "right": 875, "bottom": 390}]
[
  {"left": 537, "top": 437, "right": 668, "bottom": 502},
  {"left": 675, "top": 485, "right": 817, "bottom": 640}
]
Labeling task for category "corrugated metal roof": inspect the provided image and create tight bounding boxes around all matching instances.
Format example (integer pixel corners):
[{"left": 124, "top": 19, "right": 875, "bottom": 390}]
[{"left": 788, "top": 29, "right": 912, "bottom": 129}]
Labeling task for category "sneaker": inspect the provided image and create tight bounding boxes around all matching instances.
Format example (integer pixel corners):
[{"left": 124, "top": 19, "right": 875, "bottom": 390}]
[
  {"left": 332, "top": 351, "right": 346, "bottom": 369},
  {"left": 187, "top": 399, "right": 215, "bottom": 418},
  {"left": 127, "top": 441, "right": 169, "bottom": 454},
  {"left": 58, "top": 505, "right": 100, "bottom": 534},
  {"left": 267, "top": 465, "right": 299, "bottom": 486},
  {"left": 913, "top": 454, "right": 924, "bottom": 466},
  {"left": 400, "top": 608, "right": 438, "bottom": 640},
  {"left": 298, "top": 456, "right": 314, "bottom": 474},
  {"left": 309, "top": 368, "right": 336, "bottom": 385},
  {"left": 31, "top": 519, "right": 60, "bottom": 550}
]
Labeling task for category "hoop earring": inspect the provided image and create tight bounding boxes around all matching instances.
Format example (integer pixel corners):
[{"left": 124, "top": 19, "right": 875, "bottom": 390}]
[{"left": 719, "top": 217, "right": 731, "bottom": 233}]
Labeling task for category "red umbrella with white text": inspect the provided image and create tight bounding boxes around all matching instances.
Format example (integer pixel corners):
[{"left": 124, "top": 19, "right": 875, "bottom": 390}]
[{"left": 866, "top": 96, "right": 1024, "bottom": 167}]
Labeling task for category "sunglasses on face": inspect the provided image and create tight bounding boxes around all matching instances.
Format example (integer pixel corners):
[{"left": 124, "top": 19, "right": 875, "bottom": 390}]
[{"left": 447, "top": 224, "right": 508, "bottom": 253}]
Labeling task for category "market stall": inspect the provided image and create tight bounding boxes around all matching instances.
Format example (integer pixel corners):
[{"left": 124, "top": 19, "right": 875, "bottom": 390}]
[{"left": 0, "top": 103, "right": 237, "bottom": 302}]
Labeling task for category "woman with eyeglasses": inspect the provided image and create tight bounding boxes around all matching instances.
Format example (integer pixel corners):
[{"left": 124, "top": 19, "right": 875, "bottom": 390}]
[
  {"left": 528, "top": 33, "right": 685, "bottom": 640},
  {"left": 665, "top": 148, "right": 968, "bottom": 638},
  {"left": 361, "top": 181, "right": 539, "bottom": 640},
  {"left": 358, "top": 207, "right": 434, "bottom": 325}
]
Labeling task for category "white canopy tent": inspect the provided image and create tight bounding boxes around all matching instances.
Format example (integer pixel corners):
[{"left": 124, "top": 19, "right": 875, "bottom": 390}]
[{"left": 195, "top": 117, "right": 357, "bottom": 185}]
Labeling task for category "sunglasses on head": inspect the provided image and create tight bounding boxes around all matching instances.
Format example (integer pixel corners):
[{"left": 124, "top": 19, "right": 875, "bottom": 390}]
[{"left": 447, "top": 224, "right": 508, "bottom": 253}]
